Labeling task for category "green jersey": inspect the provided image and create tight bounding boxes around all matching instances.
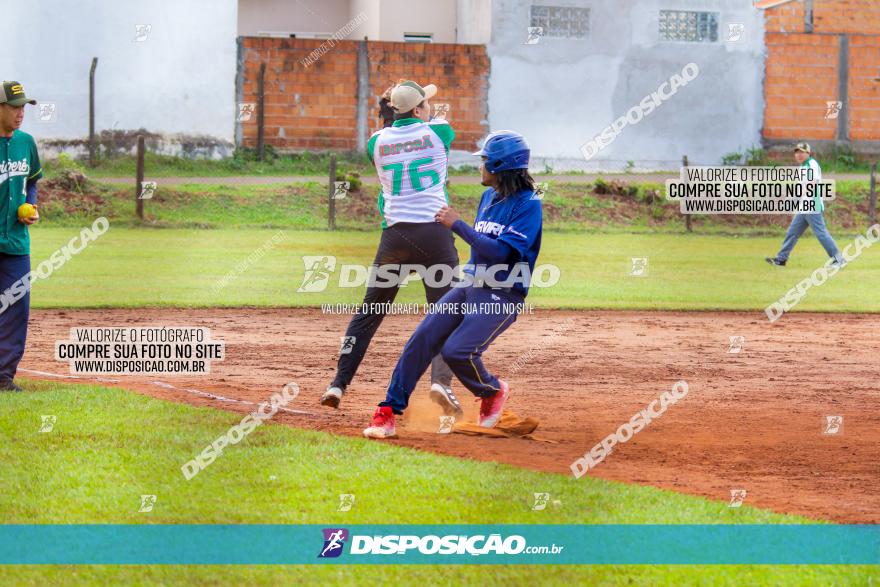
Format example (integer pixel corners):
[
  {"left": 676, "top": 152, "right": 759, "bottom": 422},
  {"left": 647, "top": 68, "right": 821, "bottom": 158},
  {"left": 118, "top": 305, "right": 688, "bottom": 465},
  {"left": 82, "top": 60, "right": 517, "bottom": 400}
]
[
  {"left": 802, "top": 156, "right": 824, "bottom": 213},
  {"left": 0, "top": 130, "right": 42, "bottom": 255}
]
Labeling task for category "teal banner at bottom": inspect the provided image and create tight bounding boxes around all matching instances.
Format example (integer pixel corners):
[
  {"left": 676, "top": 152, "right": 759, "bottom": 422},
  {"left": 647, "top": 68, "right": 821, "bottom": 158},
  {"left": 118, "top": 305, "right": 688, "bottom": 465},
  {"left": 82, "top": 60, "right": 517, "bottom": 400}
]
[{"left": 0, "top": 525, "right": 877, "bottom": 565}]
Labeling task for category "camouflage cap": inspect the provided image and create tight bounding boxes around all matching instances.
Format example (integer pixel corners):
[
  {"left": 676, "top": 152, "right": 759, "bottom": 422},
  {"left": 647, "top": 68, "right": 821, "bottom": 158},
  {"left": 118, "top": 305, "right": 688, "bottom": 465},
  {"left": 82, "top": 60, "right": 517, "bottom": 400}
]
[{"left": 0, "top": 81, "right": 36, "bottom": 106}]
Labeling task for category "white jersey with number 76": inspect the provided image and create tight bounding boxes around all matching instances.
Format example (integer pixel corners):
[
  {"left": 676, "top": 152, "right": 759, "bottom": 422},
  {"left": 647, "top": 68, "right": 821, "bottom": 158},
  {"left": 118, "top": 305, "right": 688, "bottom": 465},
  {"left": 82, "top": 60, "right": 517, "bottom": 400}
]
[{"left": 367, "top": 118, "right": 454, "bottom": 228}]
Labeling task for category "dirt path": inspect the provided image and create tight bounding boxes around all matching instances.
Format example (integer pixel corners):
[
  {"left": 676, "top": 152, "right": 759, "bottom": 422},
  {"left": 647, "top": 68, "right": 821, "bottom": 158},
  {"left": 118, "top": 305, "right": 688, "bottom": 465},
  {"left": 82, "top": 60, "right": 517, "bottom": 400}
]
[
  {"left": 93, "top": 172, "right": 873, "bottom": 186},
  {"left": 20, "top": 308, "right": 880, "bottom": 523}
]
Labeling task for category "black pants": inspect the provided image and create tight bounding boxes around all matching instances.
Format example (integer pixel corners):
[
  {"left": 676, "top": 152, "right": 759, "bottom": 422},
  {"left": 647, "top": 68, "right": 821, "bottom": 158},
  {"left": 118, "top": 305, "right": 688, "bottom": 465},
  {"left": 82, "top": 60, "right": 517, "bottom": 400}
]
[{"left": 331, "top": 222, "right": 459, "bottom": 390}]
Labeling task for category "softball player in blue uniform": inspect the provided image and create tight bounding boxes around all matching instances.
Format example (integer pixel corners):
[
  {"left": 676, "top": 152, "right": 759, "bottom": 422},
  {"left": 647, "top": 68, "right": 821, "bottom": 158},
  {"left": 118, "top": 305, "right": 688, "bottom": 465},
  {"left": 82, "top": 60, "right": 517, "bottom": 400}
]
[{"left": 364, "top": 131, "right": 542, "bottom": 438}]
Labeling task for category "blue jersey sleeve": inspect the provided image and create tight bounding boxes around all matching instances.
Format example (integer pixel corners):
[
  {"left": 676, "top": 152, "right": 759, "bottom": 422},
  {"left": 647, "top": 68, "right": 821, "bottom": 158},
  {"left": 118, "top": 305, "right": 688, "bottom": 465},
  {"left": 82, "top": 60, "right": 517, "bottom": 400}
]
[
  {"left": 451, "top": 220, "right": 512, "bottom": 264},
  {"left": 496, "top": 198, "right": 542, "bottom": 261}
]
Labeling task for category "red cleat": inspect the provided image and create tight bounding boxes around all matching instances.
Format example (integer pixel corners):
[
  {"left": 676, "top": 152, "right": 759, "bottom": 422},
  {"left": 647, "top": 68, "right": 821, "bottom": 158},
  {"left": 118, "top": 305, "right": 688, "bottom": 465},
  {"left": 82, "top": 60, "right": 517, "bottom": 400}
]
[
  {"left": 479, "top": 380, "right": 509, "bottom": 428},
  {"left": 363, "top": 406, "right": 397, "bottom": 439}
]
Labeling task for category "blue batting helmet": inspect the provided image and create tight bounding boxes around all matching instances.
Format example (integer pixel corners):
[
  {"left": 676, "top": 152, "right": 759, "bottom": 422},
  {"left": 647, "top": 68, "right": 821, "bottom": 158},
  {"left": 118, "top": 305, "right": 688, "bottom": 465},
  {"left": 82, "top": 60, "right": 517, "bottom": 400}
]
[{"left": 472, "top": 130, "right": 530, "bottom": 173}]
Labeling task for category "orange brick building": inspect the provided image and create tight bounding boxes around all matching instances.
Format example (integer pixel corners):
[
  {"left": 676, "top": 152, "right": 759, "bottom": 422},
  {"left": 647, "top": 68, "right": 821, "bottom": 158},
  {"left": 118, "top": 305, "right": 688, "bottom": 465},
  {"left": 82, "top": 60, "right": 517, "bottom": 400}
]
[
  {"left": 236, "top": 37, "right": 489, "bottom": 152},
  {"left": 234, "top": 1, "right": 879, "bottom": 161},
  {"left": 763, "top": 0, "right": 880, "bottom": 151}
]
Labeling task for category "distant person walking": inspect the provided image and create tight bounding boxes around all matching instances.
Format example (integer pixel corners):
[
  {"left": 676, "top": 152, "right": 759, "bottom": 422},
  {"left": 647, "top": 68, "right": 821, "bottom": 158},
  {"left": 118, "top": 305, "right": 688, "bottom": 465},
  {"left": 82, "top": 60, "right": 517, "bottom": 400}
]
[{"left": 766, "top": 143, "right": 842, "bottom": 267}]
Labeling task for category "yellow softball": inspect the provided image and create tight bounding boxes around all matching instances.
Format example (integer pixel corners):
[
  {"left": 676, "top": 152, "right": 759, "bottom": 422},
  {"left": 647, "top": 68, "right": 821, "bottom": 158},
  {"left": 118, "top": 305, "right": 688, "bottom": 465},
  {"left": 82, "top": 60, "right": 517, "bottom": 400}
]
[{"left": 17, "top": 203, "right": 37, "bottom": 221}]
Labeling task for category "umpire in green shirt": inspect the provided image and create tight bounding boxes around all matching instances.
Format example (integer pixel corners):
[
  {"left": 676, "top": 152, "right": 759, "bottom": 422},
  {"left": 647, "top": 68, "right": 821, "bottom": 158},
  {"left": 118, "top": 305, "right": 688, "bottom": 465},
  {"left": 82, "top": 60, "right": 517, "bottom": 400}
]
[{"left": 0, "top": 81, "right": 42, "bottom": 392}]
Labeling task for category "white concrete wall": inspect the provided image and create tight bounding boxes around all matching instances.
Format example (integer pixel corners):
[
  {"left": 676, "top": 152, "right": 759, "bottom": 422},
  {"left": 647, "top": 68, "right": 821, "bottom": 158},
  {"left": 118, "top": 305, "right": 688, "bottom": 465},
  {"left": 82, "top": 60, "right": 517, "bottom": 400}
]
[
  {"left": 2, "top": 0, "right": 238, "bottom": 155},
  {"left": 457, "top": 0, "right": 493, "bottom": 44},
  {"left": 349, "top": 0, "right": 382, "bottom": 39},
  {"left": 375, "top": 0, "right": 458, "bottom": 43},
  {"left": 238, "top": 0, "right": 351, "bottom": 37},
  {"left": 488, "top": 0, "right": 766, "bottom": 171},
  {"left": 239, "top": 0, "right": 458, "bottom": 42}
]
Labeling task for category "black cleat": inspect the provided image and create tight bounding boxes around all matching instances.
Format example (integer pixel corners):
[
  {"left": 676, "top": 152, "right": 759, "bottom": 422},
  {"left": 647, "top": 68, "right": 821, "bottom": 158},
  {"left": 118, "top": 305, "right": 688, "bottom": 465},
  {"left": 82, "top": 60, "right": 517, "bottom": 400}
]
[
  {"left": 765, "top": 257, "right": 786, "bottom": 267},
  {"left": 430, "top": 383, "right": 464, "bottom": 417},
  {"left": 0, "top": 379, "right": 23, "bottom": 392}
]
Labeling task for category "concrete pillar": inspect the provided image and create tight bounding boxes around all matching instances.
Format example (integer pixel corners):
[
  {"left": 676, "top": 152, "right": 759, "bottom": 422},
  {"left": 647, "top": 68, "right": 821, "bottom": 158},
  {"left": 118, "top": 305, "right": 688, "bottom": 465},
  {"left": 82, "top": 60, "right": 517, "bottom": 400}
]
[
  {"left": 804, "top": 0, "right": 814, "bottom": 33},
  {"left": 837, "top": 35, "right": 849, "bottom": 143},
  {"left": 234, "top": 37, "right": 244, "bottom": 147},
  {"left": 356, "top": 39, "right": 369, "bottom": 153}
]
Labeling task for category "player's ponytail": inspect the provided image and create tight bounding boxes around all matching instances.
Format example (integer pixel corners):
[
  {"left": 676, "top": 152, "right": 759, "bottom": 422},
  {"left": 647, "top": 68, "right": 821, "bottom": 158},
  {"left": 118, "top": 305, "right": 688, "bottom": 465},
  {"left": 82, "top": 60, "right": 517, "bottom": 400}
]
[{"left": 495, "top": 168, "right": 536, "bottom": 198}]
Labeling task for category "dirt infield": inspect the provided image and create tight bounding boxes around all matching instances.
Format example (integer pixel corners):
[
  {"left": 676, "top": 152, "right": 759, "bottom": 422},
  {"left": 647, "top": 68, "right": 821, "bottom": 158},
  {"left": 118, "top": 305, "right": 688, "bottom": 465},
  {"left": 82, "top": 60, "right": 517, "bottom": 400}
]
[{"left": 20, "top": 308, "right": 879, "bottom": 523}]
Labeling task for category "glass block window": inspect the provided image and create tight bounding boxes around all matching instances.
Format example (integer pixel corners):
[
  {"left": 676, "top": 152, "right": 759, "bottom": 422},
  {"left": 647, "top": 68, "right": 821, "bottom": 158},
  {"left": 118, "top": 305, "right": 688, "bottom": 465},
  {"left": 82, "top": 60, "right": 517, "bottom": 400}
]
[
  {"left": 530, "top": 5, "right": 590, "bottom": 39},
  {"left": 659, "top": 10, "right": 719, "bottom": 43}
]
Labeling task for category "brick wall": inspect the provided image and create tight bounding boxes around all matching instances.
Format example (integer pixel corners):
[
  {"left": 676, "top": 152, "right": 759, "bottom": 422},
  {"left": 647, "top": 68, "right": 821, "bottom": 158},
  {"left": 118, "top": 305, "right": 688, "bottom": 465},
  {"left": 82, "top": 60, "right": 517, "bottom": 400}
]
[
  {"left": 764, "top": 0, "right": 807, "bottom": 33},
  {"left": 366, "top": 42, "right": 489, "bottom": 151},
  {"left": 237, "top": 37, "right": 489, "bottom": 152},
  {"left": 239, "top": 38, "right": 358, "bottom": 150},
  {"left": 763, "top": 33, "right": 840, "bottom": 141},
  {"left": 848, "top": 35, "right": 880, "bottom": 141},
  {"left": 765, "top": 0, "right": 880, "bottom": 34},
  {"left": 813, "top": 0, "right": 880, "bottom": 35},
  {"left": 763, "top": 1, "right": 880, "bottom": 145}
]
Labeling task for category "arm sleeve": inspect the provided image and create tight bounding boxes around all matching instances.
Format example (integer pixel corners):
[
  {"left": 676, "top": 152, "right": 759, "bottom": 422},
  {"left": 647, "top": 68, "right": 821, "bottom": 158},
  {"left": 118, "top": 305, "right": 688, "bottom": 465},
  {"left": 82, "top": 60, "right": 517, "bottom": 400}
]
[
  {"left": 28, "top": 140, "right": 43, "bottom": 182},
  {"left": 428, "top": 121, "right": 455, "bottom": 153},
  {"left": 26, "top": 179, "right": 38, "bottom": 205},
  {"left": 494, "top": 199, "right": 542, "bottom": 261},
  {"left": 451, "top": 219, "right": 513, "bottom": 264},
  {"left": 366, "top": 132, "right": 380, "bottom": 163}
]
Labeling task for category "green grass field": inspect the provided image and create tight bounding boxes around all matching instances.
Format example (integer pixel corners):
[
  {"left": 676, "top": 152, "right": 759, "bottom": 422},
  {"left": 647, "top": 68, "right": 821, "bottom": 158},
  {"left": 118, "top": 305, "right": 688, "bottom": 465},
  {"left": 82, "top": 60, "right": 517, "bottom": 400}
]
[
  {"left": 27, "top": 227, "right": 880, "bottom": 312},
  {"left": 53, "top": 150, "right": 376, "bottom": 178},
  {"left": 11, "top": 165, "right": 879, "bottom": 584},
  {"left": 1, "top": 380, "right": 875, "bottom": 585},
  {"left": 47, "top": 150, "right": 481, "bottom": 179},
  {"left": 37, "top": 172, "right": 876, "bottom": 236},
  {"left": 48, "top": 145, "right": 879, "bottom": 178}
]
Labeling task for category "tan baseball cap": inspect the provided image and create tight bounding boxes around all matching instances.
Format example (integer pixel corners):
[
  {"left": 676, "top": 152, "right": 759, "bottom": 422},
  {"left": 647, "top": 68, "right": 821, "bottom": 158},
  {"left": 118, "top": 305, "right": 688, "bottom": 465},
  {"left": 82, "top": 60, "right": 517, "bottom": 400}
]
[
  {"left": 390, "top": 81, "right": 437, "bottom": 113},
  {"left": 794, "top": 142, "right": 812, "bottom": 154}
]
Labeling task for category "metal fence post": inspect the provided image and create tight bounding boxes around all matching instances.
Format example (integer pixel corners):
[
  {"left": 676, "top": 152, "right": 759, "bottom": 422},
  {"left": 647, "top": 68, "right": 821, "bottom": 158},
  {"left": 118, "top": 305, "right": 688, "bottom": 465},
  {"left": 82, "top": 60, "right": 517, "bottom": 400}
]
[
  {"left": 135, "top": 135, "right": 145, "bottom": 220},
  {"left": 328, "top": 154, "right": 337, "bottom": 231},
  {"left": 869, "top": 162, "right": 877, "bottom": 227},
  {"left": 683, "top": 155, "right": 692, "bottom": 233},
  {"left": 257, "top": 62, "right": 266, "bottom": 161},
  {"left": 89, "top": 57, "right": 98, "bottom": 166}
]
